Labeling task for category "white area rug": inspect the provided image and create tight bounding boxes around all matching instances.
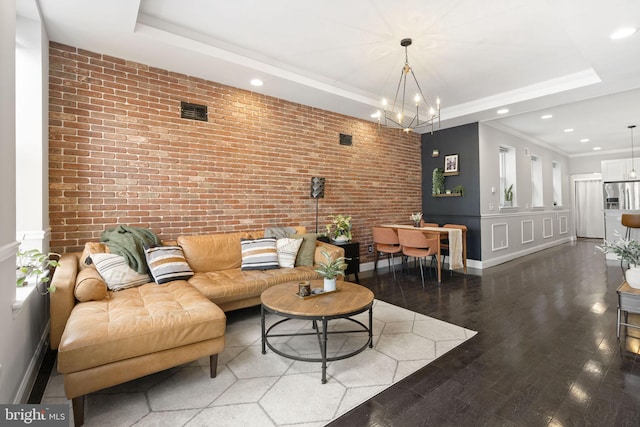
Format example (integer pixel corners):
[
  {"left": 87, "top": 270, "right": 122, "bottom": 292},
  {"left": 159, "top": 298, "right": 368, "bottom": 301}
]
[{"left": 42, "top": 300, "right": 476, "bottom": 426}]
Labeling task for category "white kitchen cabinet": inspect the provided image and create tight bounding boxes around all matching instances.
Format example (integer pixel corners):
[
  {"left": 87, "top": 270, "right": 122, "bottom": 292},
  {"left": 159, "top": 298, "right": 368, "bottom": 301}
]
[{"left": 602, "top": 159, "right": 628, "bottom": 181}]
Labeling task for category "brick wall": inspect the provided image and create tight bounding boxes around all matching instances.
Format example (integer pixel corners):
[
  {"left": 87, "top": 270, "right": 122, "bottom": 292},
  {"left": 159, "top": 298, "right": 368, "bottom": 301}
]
[{"left": 48, "top": 42, "right": 422, "bottom": 263}]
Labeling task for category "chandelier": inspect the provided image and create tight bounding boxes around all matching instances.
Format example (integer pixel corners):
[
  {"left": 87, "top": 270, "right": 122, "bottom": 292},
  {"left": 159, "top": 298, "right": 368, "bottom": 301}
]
[
  {"left": 630, "top": 125, "right": 637, "bottom": 179},
  {"left": 375, "top": 38, "right": 441, "bottom": 133}
]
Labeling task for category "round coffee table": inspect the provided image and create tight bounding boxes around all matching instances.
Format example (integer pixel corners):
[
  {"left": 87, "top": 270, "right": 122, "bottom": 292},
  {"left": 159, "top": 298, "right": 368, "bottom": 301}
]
[{"left": 261, "top": 280, "right": 374, "bottom": 383}]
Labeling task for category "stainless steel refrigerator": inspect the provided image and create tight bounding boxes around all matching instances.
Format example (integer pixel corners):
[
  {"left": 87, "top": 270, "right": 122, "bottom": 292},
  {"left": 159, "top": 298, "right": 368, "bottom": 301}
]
[
  {"left": 603, "top": 181, "right": 640, "bottom": 247},
  {"left": 604, "top": 181, "right": 640, "bottom": 210}
]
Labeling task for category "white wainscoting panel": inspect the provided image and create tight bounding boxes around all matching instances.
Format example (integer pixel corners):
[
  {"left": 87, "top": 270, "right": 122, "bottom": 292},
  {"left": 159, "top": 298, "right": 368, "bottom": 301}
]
[
  {"left": 559, "top": 215, "right": 568, "bottom": 234},
  {"left": 492, "top": 223, "right": 509, "bottom": 251},
  {"left": 543, "top": 217, "right": 553, "bottom": 238},
  {"left": 521, "top": 220, "right": 534, "bottom": 244}
]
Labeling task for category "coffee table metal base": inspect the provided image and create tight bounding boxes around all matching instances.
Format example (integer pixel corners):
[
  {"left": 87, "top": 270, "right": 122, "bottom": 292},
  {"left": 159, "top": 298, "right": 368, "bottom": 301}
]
[{"left": 261, "top": 305, "right": 373, "bottom": 384}]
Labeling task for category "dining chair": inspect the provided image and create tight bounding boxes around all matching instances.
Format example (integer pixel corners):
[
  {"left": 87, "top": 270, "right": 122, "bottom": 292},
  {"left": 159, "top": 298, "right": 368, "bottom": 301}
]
[
  {"left": 372, "top": 227, "right": 402, "bottom": 277},
  {"left": 397, "top": 229, "right": 439, "bottom": 288},
  {"left": 440, "top": 224, "right": 468, "bottom": 274}
]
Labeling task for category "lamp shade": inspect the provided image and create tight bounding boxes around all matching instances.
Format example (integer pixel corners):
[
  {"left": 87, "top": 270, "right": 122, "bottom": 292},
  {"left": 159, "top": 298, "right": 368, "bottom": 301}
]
[{"left": 310, "top": 177, "right": 325, "bottom": 199}]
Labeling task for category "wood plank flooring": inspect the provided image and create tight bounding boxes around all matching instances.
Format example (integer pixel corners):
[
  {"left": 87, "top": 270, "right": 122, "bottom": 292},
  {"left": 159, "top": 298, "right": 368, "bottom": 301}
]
[
  {"left": 329, "top": 238, "right": 640, "bottom": 426},
  {"left": 30, "top": 239, "right": 640, "bottom": 426}
]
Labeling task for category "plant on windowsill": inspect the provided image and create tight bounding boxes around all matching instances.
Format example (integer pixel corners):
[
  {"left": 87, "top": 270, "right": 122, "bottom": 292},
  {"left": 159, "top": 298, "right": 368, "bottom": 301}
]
[
  {"left": 596, "top": 232, "right": 640, "bottom": 288},
  {"left": 16, "top": 248, "right": 61, "bottom": 295},
  {"left": 503, "top": 184, "right": 513, "bottom": 207},
  {"left": 315, "top": 249, "right": 349, "bottom": 292},
  {"left": 325, "top": 214, "right": 352, "bottom": 243}
]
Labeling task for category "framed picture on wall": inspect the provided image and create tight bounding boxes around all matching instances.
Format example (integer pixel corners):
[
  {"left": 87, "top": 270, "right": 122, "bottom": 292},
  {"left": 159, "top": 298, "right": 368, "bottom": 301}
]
[{"left": 443, "top": 154, "right": 459, "bottom": 176}]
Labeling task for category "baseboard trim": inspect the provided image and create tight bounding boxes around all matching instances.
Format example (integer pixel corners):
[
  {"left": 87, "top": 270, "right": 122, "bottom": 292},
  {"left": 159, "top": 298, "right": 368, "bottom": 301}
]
[
  {"left": 478, "top": 237, "right": 575, "bottom": 269},
  {"left": 360, "top": 256, "right": 482, "bottom": 273},
  {"left": 14, "top": 320, "right": 50, "bottom": 404},
  {"left": 360, "top": 238, "right": 575, "bottom": 273}
]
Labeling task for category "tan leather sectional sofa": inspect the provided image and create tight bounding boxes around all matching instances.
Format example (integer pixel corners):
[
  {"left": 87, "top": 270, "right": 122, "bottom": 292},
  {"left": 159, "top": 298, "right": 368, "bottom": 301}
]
[{"left": 49, "top": 226, "right": 344, "bottom": 426}]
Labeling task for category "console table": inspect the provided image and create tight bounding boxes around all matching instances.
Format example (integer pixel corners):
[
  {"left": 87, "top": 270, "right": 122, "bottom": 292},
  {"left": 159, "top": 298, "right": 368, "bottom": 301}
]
[{"left": 616, "top": 281, "right": 640, "bottom": 339}]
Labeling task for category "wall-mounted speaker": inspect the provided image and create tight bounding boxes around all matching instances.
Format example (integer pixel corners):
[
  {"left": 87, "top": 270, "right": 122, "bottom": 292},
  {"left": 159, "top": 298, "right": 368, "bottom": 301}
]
[{"left": 311, "top": 177, "right": 325, "bottom": 199}]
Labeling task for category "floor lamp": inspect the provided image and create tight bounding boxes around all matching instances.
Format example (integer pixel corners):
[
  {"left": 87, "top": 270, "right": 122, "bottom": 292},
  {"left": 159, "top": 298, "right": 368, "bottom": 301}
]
[{"left": 310, "top": 177, "right": 325, "bottom": 233}]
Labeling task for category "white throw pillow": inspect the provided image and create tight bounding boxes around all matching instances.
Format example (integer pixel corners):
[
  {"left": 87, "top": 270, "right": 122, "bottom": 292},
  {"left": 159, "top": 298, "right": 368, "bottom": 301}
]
[{"left": 276, "top": 237, "right": 304, "bottom": 268}]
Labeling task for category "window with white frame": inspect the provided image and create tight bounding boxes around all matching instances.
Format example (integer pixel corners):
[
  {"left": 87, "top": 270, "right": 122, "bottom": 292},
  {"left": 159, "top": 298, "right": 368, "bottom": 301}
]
[
  {"left": 552, "top": 161, "right": 562, "bottom": 206},
  {"left": 531, "top": 155, "right": 543, "bottom": 207},
  {"left": 499, "top": 146, "right": 516, "bottom": 207}
]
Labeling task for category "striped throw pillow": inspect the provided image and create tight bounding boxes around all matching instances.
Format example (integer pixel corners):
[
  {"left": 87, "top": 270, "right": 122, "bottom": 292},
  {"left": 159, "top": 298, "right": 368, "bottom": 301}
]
[
  {"left": 90, "top": 253, "right": 151, "bottom": 291},
  {"left": 241, "top": 237, "right": 280, "bottom": 271},
  {"left": 145, "top": 245, "right": 194, "bottom": 284},
  {"left": 276, "top": 237, "right": 303, "bottom": 268}
]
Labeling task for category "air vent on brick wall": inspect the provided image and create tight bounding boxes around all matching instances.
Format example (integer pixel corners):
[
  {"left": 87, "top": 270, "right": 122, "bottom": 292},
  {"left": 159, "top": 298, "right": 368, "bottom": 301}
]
[{"left": 180, "top": 101, "right": 208, "bottom": 122}]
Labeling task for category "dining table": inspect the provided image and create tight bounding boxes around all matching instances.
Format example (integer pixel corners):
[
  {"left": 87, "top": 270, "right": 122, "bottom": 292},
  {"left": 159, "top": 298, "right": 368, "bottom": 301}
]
[{"left": 379, "top": 224, "right": 467, "bottom": 283}]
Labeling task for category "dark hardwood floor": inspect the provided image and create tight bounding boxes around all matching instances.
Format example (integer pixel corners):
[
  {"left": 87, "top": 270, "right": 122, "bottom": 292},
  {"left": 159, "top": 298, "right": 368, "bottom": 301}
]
[
  {"left": 329, "top": 238, "right": 640, "bottom": 426},
  {"left": 30, "top": 239, "right": 640, "bottom": 426}
]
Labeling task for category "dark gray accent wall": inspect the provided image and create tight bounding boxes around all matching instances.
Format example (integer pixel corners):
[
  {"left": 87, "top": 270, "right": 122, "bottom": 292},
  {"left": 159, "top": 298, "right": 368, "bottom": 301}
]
[{"left": 421, "top": 122, "right": 482, "bottom": 260}]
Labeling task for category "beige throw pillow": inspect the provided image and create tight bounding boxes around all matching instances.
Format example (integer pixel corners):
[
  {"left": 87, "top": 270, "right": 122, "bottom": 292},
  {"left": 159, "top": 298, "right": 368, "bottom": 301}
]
[{"left": 91, "top": 253, "right": 151, "bottom": 291}]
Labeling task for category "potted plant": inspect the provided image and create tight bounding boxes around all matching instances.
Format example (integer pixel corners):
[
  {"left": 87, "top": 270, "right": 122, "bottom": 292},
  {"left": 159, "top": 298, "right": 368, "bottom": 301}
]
[
  {"left": 16, "top": 248, "right": 61, "bottom": 294},
  {"left": 432, "top": 168, "right": 445, "bottom": 195},
  {"left": 453, "top": 185, "right": 465, "bottom": 196},
  {"left": 503, "top": 184, "right": 513, "bottom": 207},
  {"left": 315, "top": 249, "right": 349, "bottom": 292},
  {"left": 325, "top": 214, "right": 352, "bottom": 243},
  {"left": 410, "top": 212, "right": 423, "bottom": 227},
  {"left": 596, "top": 233, "right": 640, "bottom": 288}
]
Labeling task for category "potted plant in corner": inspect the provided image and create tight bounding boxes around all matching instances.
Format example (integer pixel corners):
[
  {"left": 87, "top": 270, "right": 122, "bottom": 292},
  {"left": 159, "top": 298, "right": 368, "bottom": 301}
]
[
  {"left": 315, "top": 249, "right": 349, "bottom": 292},
  {"left": 503, "top": 184, "right": 513, "bottom": 207},
  {"left": 325, "top": 214, "right": 352, "bottom": 243},
  {"left": 596, "top": 233, "right": 640, "bottom": 288},
  {"left": 16, "top": 248, "right": 61, "bottom": 295}
]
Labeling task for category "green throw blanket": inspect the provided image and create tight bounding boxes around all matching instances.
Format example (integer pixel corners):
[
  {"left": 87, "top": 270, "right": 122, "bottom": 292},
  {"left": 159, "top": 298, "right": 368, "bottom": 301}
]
[{"left": 100, "top": 225, "right": 161, "bottom": 273}]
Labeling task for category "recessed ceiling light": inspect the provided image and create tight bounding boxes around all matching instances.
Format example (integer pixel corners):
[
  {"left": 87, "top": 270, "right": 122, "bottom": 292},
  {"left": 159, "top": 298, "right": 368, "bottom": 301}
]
[
  {"left": 593, "top": 146, "right": 602, "bottom": 151},
  {"left": 564, "top": 128, "right": 574, "bottom": 133},
  {"left": 497, "top": 108, "right": 509, "bottom": 115},
  {"left": 610, "top": 27, "right": 637, "bottom": 40},
  {"left": 371, "top": 111, "right": 381, "bottom": 119},
  {"left": 541, "top": 114, "right": 553, "bottom": 120},
  {"left": 250, "top": 79, "right": 263, "bottom": 87},
  {"left": 580, "top": 138, "right": 590, "bottom": 143}
]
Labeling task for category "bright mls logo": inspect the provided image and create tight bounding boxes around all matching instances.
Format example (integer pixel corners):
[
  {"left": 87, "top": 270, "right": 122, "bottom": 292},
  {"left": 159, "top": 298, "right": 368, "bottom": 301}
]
[{"left": 1, "top": 405, "right": 68, "bottom": 426}]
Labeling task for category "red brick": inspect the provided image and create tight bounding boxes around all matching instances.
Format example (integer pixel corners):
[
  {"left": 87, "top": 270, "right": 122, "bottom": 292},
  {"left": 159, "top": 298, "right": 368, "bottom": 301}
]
[{"left": 48, "top": 43, "right": 422, "bottom": 259}]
